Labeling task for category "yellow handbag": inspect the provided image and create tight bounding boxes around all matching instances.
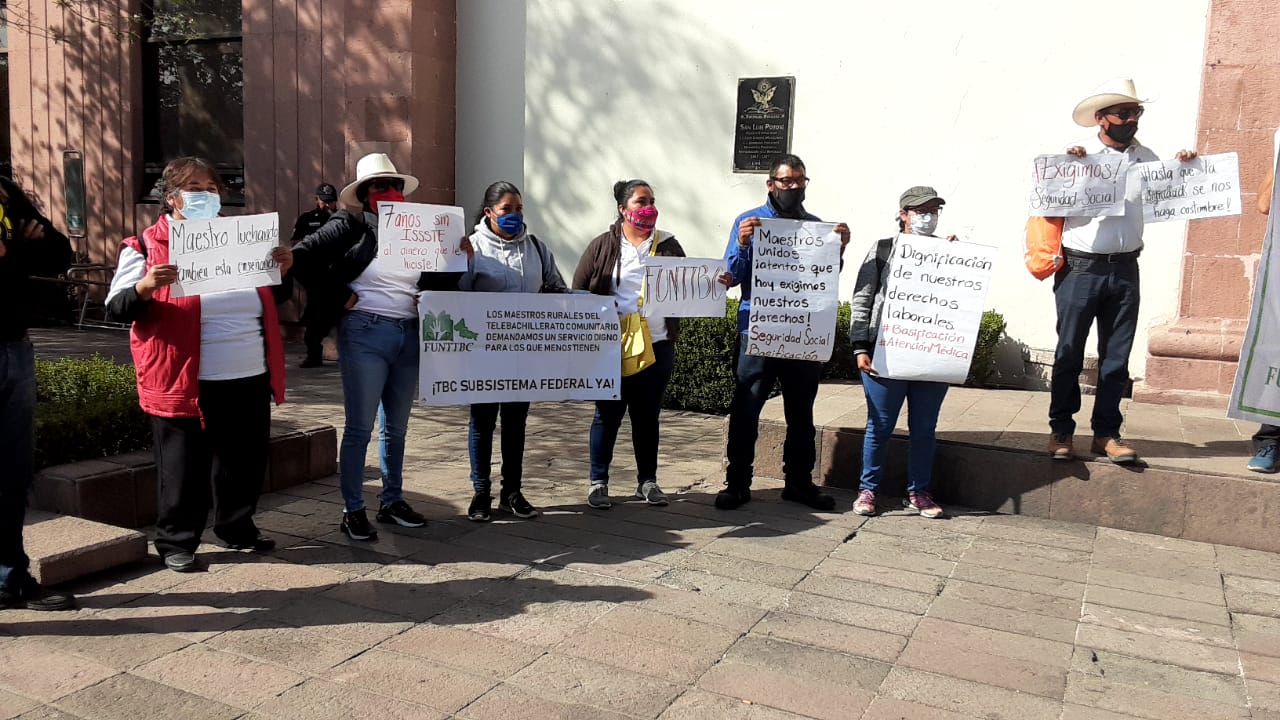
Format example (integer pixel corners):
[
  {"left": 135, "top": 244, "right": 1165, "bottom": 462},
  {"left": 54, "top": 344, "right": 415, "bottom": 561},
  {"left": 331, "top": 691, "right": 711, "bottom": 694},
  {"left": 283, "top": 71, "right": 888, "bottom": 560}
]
[{"left": 619, "top": 235, "right": 659, "bottom": 377}]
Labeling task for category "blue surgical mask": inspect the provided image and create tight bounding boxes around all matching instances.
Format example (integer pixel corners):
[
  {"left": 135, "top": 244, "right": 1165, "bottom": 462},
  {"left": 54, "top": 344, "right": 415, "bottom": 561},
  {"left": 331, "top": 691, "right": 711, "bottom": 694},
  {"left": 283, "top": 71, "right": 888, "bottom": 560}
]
[
  {"left": 179, "top": 191, "right": 221, "bottom": 220},
  {"left": 495, "top": 212, "right": 524, "bottom": 236}
]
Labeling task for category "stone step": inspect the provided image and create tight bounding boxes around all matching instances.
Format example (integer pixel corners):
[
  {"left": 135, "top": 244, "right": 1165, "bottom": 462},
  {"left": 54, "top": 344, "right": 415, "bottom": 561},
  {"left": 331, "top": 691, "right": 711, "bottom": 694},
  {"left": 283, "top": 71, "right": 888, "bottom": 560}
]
[
  {"left": 753, "top": 417, "right": 1280, "bottom": 553},
  {"left": 32, "top": 423, "right": 338, "bottom": 529},
  {"left": 24, "top": 510, "right": 147, "bottom": 587}
]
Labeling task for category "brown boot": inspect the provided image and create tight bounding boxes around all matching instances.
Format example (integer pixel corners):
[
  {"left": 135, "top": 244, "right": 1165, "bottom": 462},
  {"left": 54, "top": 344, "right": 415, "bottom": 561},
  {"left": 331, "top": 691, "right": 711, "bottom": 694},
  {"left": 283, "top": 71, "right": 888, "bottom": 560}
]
[
  {"left": 1048, "top": 433, "right": 1075, "bottom": 461},
  {"left": 1091, "top": 436, "right": 1138, "bottom": 464}
]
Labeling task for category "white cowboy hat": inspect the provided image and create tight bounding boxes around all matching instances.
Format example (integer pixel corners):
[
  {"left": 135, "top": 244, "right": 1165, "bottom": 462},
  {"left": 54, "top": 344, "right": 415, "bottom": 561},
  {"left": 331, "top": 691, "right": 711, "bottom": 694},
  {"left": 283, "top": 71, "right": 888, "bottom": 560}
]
[
  {"left": 1072, "top": 78, "right": 1151, "bottom": 127},
  {"left": 339, "top": 153, "right": 419, "bottom": 208}
]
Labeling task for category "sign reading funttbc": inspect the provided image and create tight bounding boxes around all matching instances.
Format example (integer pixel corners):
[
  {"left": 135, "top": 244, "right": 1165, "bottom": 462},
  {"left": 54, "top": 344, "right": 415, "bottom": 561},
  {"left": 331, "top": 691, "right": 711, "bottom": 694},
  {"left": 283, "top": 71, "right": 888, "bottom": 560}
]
[
  {"left": 168, "top": 212, "right": 281, "bottom": 298},
  {"left": 1029, "top": 154, "right": 1127, "bottom": 217},
  {"left": 747, "top": 218, "right": 841, "bottom": 362},
  {"left": 377, "top": 202, "right": 468, "bottom": 273},
  {"left": 1136, "top": 152, "right": 1242, "bottom": 223},
  {"left": 642, "top": 257, "right": 728, "bottom": 318},
  {"left": 418, "top": 291, "right": 622, "bottom": 406},
  {"left": 871, "top": 235, "right": 997, "bottom": 384}
]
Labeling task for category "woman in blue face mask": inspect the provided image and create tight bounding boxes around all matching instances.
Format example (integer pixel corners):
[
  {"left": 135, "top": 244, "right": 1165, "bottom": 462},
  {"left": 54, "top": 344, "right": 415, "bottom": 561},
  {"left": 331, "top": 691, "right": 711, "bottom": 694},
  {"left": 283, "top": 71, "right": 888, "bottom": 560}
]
[
  {"left": 105, "top": 157, "right": 294, "bottom": 572},
  {"left": 459, "top": 181, "right": 570, "bottom": 521}
]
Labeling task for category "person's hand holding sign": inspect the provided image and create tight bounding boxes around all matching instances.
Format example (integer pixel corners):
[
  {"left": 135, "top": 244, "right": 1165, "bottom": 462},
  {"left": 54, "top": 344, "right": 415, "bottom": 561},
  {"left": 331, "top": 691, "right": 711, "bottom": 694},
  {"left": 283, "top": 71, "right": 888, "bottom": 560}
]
[
  {"left": 136, "top": 263, "right": 178, "bottom": 301},
  {"left": 856, "top": 353, "right": 876, "bottom": 376},
  {"left": 717, "top": 271, "right": 733, "bottom": 287},
  {"left": 1174, "top": 149, "right": 1198, "bottom": 161},
  {"left": 834, "top": 223, "right": 850, "bottom": 249},
  {"left": 460, "top": 236, "right": 474, "bottom": 258},
  {"left": 737, "top": 217, "right": 761, "bottom": 246},
  {"left": 271, "top": 246, "right": 293, "bottom": 276}
]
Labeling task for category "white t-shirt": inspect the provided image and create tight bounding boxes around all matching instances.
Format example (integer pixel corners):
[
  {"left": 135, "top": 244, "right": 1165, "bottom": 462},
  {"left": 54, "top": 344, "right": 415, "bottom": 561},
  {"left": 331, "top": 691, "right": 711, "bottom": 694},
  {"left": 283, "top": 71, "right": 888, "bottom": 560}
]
[
  {"left": 1061, "top": 136, "right": 1160, "bottom": 255},
  {"left": 615, "top": 233, "right": 669, "bottom": 342},
  {"left": 349, "top": 261, "right": 421, "bottom": 319},
  {"left": 199, "top": 289, "right": 267, "bottom": 380}
]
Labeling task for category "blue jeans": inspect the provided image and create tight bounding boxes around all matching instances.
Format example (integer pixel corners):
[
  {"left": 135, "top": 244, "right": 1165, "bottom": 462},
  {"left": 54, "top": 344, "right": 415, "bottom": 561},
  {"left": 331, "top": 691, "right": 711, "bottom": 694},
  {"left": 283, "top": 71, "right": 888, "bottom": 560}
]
[
  {"left": 0, "top": 339, "right": 35, "bottom": 590},
  {"left": 859, "top": 372, "right": 949, "bottom": 494},
  {"left": 724, "top": 339, "right": 823, "bottom": 487},
  {"left": 1049, "top": 256, "right": 1140, "bottom": 438},
  {"left": 338, "top": 310, "right": 419, "bottom": 512},
  {"left": 590, "top": 340, "right": 675, "bottom": 485},
  {"left": 469, "top": 402, "right": 530, "bottom": 495}
]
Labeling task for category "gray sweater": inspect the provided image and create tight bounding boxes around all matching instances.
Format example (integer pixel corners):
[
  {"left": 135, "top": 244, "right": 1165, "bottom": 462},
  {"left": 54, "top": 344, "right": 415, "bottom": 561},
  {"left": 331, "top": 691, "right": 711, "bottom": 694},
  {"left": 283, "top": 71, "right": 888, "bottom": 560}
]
[
  {"left": 848, "top": 236, "right": 895, "bottom": 357},
  {"left": 459, "top": 221, "right": 569, "bottom": 293}
]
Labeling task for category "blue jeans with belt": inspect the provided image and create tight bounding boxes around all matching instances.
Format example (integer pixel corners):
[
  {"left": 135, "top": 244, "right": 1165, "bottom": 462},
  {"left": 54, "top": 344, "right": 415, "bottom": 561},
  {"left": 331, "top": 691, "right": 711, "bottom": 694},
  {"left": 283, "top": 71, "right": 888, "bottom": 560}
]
[
  {"left": 1049, "top": 254, "right": 1140, "bottom": 438},
  {"left": 0, "top": 338, "right": 36, "bottom": 590},
  {"left": 337, "top": 310, "right": 420, "bottom": 512}
]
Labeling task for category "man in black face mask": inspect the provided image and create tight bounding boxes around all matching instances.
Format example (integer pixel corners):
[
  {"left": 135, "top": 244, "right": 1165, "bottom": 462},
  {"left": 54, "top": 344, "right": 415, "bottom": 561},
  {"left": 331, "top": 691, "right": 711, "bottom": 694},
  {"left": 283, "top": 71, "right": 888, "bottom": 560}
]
[
  {"left": 720, "top": 153, "right": 851, "bottom": 511},
  {"left": 1046, "top": 79, "right": 1197, "bottom": 465}
]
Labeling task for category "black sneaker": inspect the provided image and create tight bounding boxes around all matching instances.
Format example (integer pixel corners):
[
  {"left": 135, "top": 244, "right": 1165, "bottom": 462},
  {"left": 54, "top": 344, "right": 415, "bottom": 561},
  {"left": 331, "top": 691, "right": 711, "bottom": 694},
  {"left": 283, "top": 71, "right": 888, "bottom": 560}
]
[
  {"left": 376, "top": 500, "right": 426, "bottom": 528},
  {"left": 499, "top": 490, "right": 539, "bottom": 519},
  {"left": 715, "top": 485, "right": 752, "bottom": 510},
  {"left": 781, "top": 483, "right": 836, "bottom": 511},
  {"left": 224, "top": 534, "right": 276, "bottom": 552},
  {"left": 0, "top": 578, "right": 75, "bottom": 611},
  {"left": 341, "top": 509, "right": 378, "bottom": 540},
  {"left": 468, "top": 492, "right": 493, "bottom": 522}
]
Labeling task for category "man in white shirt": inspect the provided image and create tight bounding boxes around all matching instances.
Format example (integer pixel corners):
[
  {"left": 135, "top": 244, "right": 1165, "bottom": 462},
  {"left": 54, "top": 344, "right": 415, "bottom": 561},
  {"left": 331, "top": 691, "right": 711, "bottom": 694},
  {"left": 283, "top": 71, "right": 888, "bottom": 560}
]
[{"left": 1048, "top": 79, "right": 1197, "bottom": 464}]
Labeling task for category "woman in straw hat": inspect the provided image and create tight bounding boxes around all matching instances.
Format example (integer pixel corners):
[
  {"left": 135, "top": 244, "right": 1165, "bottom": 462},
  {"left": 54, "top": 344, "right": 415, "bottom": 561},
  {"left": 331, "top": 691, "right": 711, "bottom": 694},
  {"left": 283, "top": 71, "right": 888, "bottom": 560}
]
[{"left": 292, "top": 153, "right": 469, "bottom": 541}]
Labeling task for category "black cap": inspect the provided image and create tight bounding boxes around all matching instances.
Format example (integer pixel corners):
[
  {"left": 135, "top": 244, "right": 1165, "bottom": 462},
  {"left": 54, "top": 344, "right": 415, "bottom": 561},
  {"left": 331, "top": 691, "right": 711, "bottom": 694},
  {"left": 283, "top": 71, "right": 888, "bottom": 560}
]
[{"left": 316, "top": 183, "right": 338, "bottom": 201}]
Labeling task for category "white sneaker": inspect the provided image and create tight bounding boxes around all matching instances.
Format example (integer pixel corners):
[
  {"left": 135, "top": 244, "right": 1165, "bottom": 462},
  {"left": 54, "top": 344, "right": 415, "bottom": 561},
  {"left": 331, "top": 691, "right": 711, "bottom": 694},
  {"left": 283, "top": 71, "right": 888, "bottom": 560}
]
[
  {"left": 587, "top": 484, "right": 612, "bottom": 509},
  {"left": 635, "top": 481, "right": 669, "bottom": 506}
]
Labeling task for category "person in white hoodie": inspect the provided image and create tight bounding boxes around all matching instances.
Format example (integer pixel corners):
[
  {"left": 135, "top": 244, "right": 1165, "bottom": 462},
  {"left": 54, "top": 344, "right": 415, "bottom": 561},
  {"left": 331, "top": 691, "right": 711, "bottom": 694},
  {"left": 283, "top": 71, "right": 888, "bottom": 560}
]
[{"left": 460, "top": 181, "right": 570, "bottom": 522}]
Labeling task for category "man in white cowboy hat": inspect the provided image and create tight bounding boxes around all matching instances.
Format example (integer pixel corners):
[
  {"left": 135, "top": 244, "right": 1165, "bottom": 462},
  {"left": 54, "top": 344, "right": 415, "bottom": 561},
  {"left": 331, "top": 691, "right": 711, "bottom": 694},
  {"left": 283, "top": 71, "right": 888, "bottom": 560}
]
[
  {"left": 292, "top": 152, "right": 468, "bottom": 541},
  {"left": 1046, "top": 79, "right": 1197, "bottom": 465}
]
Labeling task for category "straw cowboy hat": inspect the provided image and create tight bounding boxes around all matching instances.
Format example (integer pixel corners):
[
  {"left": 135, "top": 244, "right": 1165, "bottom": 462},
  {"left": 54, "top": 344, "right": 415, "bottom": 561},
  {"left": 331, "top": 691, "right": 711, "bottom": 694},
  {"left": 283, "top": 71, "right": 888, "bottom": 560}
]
[
  {"left": 339, "top": 153, "right": 419, "bottom": 208},
  {"left": 1072, "top": 78, "right": 1151, "bottom": 127}
]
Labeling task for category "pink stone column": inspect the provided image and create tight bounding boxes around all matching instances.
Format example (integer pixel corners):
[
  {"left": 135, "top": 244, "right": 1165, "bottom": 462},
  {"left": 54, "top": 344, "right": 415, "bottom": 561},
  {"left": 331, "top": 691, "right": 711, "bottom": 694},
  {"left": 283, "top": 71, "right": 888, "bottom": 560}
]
[{"left": 1134, "top": 0, "right": 1280, "bottom": 407}]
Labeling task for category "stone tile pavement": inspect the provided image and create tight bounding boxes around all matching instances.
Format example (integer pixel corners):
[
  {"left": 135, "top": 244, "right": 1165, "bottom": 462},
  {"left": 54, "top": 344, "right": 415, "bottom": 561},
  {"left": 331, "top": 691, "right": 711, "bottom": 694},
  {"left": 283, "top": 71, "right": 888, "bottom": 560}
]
[{"left": 11, "top": 327, "right": 1280, "bottom": 718}]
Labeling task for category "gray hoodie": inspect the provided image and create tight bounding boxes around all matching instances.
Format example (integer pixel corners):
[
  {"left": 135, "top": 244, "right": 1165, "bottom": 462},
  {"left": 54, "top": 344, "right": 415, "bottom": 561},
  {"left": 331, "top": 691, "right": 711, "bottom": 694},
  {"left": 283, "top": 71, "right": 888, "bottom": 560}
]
[{"left": 459, "top": 220, "right": 569, "bottom": 293}]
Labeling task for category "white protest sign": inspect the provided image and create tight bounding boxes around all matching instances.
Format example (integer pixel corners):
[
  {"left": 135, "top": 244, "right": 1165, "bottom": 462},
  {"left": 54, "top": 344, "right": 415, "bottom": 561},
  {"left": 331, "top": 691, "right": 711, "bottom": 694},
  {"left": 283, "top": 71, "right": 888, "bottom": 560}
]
[
  {"left": 1228, "top": 152, "right": 1280, "bottom": 424},
  {"left": 1028, "top": 154, "right": 1127, "bottom": 217},
  {"left": 168, "top": 213, "right": 280, "bottom": 298},
  {"left": 642, "top": 257, "right": 728, "bottom": 318},
  {"left": 871, "top": 235, "right": 997, "bottom": 384},
  {"left": 418, "top": 291, "right": 621, "bottom": 406},
  {"left": 1136, "top": 152, "right": 1242, "bottom": 223},
  {"left": 746, "top": 219, "right": 840, "bottom": 362},
  {"left": 376, "top": 202, "right": 468, "bottom": 273}
]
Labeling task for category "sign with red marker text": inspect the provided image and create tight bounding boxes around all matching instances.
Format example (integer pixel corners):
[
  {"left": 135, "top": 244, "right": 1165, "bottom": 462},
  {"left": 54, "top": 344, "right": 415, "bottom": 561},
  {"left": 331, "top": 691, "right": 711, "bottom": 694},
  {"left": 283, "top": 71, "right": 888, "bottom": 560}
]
[
  {"left": 1028, "top": 154, "right": 1127, "bottom": 217},
  {"left": 747, "top": 218, "right": 840, "bottom": 362},
  {"left": 1136, "top": 152, "right": 1241, "bottom": 223},
  {"left": 642, "top": 257, "right": 728, "bottom": 318},
  {"left": 417, "top": 291, "right": 621, "bottom": 406},
  {"left": 376, "top": 202, "right": 468, "bottom": 273},
  {"left": 168, "top": 212, "right": 281, "bottom": 298},
  {"left": 871, "top": 235, "right": 996, "bottom": 384}
]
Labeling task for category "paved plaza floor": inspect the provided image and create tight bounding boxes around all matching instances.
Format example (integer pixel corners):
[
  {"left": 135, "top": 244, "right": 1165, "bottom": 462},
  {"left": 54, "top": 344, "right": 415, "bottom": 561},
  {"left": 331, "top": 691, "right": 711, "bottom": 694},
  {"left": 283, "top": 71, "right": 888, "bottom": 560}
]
[{"left": 7, "top": 328, "right": 1280, "bottom": 719}]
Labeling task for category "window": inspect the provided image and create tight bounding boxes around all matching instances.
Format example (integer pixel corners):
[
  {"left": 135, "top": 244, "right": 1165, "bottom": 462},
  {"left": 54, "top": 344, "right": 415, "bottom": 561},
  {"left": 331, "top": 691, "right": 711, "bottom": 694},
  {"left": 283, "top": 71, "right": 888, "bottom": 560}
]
[
  {"left": 0, "top": 4, "right": 11, "bottom": 180},
  {"left": 141, "top": 0, "right": 244, "bottom": 204}
]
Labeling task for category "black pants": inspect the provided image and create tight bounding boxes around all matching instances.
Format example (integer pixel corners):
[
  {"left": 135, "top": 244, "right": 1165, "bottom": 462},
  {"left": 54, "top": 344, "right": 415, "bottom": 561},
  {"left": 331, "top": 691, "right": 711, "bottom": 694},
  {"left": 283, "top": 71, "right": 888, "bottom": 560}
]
[
  {"left": 468, "top": 401, "right": 531, "bottom": 494},
  {"left": 0, "top": 338, "right": 36, "bottom": 590},
  {"left": 302, "top": 289, "right": 339, "bottom": 359},
  {"left": 151, "top": 373, "right": 271, "bottom": 557},
  {"left": 1254, "top": 424, "right": 1280, "bottom": 452},
  {"left": 589, "top": 341, "right": 676, "bottom": 485},
  {"left": 724, "top": 339, "right": 823, "bottom": 488}
]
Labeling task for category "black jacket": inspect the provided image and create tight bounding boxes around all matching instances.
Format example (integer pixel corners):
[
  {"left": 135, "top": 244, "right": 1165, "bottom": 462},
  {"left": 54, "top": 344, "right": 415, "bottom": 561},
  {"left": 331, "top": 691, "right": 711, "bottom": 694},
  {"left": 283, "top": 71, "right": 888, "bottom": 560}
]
[
  {"left": 291, "top": 208, "right": 332, "bottom": 242},
  {"left": 572, "top": 222, "right": 685, "bottom": 342},
  {"left": 291, "top": 209, "right": 461, "bottom": 312},
  {"left": 0, "top": 177, "right": 73, "bottom": 340}
]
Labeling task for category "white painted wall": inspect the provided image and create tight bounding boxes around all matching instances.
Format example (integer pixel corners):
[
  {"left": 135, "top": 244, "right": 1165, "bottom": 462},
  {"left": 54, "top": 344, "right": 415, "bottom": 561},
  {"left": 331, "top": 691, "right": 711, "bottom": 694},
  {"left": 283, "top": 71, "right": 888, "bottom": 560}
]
[{"left": 458, "top": 0, "right": 1211, "bottom": 378}]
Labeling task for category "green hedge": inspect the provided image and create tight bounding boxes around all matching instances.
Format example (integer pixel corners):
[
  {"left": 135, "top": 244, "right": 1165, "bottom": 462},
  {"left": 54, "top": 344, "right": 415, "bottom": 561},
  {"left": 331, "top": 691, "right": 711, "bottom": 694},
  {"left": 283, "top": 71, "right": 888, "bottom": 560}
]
[
  {"left": 34, "top": 355, "right": 149, "bottom": 469},
  {"left": 664, "top": 301, "right": 1005, "bottom": 415}
]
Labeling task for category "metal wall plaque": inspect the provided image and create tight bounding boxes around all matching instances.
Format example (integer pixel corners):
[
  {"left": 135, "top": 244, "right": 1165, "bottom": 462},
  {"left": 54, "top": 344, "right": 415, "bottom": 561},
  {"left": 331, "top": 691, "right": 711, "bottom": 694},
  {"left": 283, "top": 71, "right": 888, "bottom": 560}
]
[{"left": 733, "top": 76, "right": 794, "bottom": 173}]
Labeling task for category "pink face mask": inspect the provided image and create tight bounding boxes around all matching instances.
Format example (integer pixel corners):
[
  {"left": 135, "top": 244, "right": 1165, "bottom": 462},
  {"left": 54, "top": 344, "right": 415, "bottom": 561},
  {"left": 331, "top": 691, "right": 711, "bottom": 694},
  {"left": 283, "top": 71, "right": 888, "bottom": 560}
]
[{"left": 625, "top": 205, "right": 658, "bottom": 231}]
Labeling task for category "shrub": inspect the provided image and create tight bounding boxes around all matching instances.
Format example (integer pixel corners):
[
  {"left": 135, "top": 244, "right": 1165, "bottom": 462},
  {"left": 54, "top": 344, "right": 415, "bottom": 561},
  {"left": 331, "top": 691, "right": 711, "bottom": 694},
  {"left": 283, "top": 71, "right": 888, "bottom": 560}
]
[
  {"left": 664, "top": 299, "right": 860, "bottom": 415},
  {"left": 34, "top": 355, "right": 149, "bottom": 469},
  {"left": 966, "top": 309, "right": 1007, "bottom": 387}
]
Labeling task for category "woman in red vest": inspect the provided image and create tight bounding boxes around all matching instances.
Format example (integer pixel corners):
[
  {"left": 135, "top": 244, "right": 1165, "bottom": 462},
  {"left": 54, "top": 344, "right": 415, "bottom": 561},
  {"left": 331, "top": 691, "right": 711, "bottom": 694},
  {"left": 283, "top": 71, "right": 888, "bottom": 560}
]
[{"left": 107, "top": 157, "right": 292, "bottom": 573}]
